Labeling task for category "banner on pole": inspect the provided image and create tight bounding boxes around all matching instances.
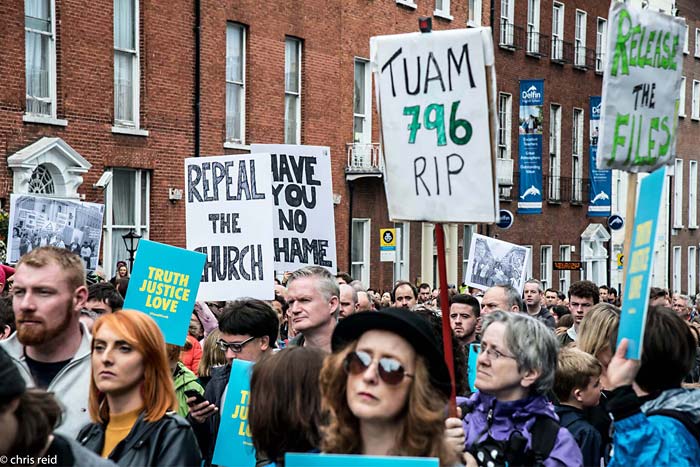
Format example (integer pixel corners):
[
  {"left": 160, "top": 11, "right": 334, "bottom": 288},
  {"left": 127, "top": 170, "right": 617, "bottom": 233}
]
[
  {"left": 588, "top": 96, "right": 612, "bottom": 216},
  {"left": 517, "top": 79, "right": 544, "bottom": 214}
]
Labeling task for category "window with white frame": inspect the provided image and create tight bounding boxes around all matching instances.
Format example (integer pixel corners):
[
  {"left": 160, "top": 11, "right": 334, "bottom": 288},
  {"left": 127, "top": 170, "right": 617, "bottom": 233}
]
[
  {"left": 284, "top": 37, "right": 302, "bottom": 144},
  {"left": 225, "top": 23, "right": 245, "bottom": 144},
  {"left": 696, "top": 29, "right": 700, "bottom": 57},
  {"left": 674, "top": 158, "right": 684, "bottom": 228},
  {"left": 526, "top": 0, "right": 540, "bottom": 55},
  {"left": 462, "top": 224, "right": 475, "bottom": 282},
  {"left": 574, "top": 10, "right": 587, "bottom": 67},
  {"left": 559, "top": 245, "right": 571, "bottom": 293},
  {"left": 500, "top": 0, "right": 515, "bottom": 47},
  {"left": 685, "top": 25, "right": 689, "bottom": 54},
  {"left": 103, "top": 168, "right": 150, "bottom": 277},
  {"left": 572, "top": 108, "right": 583, "bottom": 202},
  {"left": 689, "top": 246, "right": 697, "bottom": 296},
  {"left": 468, "top": 0, "right": 482, "bottom": 27},
  {"left": 596, "top": 18, "right": 607, "bottom": 73},
  {"left": 693, "top": 80, "right": 700, "bottom": 120},
  {"left": 354, "top": 59, "right": 371, "bottom": 144},
  {"left": 549, "top": 104, "right": 561, "bottom": 200},
  {"left": 498, "top": 93, "right": 512, "bottom": 159},
  {"left": 351, "top": 219, "right": 370, "bottom": 288},
  {"left": 524, "top": 245, "right": 533, "bottom": 279},
  {"left": 680, "top": 76, "right": 687, "bottom": 118},
  {"left": 114, "top": 0, "right": 140, "bottom": 127},
  {"left": 551, "top": 3, "right": 564, "bottom": 61},
  {"left": 673, "top": 246, "right": 682, "bottom": 293},
  {"left": 25, "top": 0, "right": 56, "bottom": 117},
  {"left": 434, "top": 0, "right": 452, "bottom": 19},
  {"left": 690, "top": 160, "right": 698, "bottom": 228},
  {"left": 394, "top": 222, "right": 410, "bottom": 282},
  {"left": 540, "top": 245, "right": 552, "bottom": 288}
]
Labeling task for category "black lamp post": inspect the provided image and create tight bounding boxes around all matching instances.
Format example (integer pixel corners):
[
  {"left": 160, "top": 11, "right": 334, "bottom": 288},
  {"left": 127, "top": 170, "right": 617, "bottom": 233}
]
[{"left": 121, "top": 229, "right": 142, "bottom": 274}]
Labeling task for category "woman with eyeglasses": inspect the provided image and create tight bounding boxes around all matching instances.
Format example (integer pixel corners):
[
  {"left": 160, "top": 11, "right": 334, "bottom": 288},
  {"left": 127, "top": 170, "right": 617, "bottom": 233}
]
[
  {"left": 319, "top": 308, "right": 459, "bottom": 466},
  {"left": 76, "top": 310, "right": 201, "bottom": 466},
  {"left": 460, "top": 311, "right": 582, "bottom": 467}
]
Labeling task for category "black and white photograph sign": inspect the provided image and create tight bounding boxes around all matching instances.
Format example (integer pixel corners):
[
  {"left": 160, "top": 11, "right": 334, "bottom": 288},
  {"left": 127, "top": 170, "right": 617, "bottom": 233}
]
[
  {"left": 465, "top": 233, "right": 530, "bottom": 293},
  {"left": 7, "top": 194, "right": 105, "bottom": 270}
]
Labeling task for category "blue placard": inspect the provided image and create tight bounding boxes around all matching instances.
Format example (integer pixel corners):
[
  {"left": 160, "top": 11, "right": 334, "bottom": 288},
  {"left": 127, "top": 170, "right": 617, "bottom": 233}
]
[
  {"left": 286, "top": 453, "right": 438, "bottom": 467},
  {"left": 608, "top": 214, "right": 624, "bottom": 231},
  {"left": 588, "top": 96, "right": 612, "bottom": 217},
  {"left": 123, "top": 239, "right": 206, "bottom": 346},
  {"left": 518, "top": 79, "right": 544, "bottom": 214},
  {"left": 618, "top": 168, "right": 665, "bottom": 359},
  {"left": 496, "top": 210, "right": 514, "bottom": 229},
  {"left": 468, "top": 343, "right": 480, "bottom": 392},
  {"left": 212, "top": 360, "right": 256, "bottom": 467}
]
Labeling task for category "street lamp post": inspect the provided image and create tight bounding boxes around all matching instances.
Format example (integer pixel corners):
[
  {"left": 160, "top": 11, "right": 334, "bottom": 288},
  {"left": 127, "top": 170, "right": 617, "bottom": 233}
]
[{"left": 121, "top": 229, "right": 142, "bottom": 274}]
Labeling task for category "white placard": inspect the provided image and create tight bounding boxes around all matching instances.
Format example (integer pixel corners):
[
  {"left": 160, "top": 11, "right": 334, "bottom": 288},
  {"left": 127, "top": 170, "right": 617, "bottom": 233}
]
[
  {"left": 597, "top": 3, "right": 686, "bottom": 172},
  {"left": 7, "top": 194, "right": 105, "bottom": 271},
  {"left": 185, "top": 154, "right": 275, "bottom": 300},
  {"left": 371, "top": 28, "right": 498, "bottom": 223},
  {"left": 251, "top": 144, "right": 337, "bottom": 274},
  {"left": 465, "top": 233, "right": 530, "bottom": 294}
]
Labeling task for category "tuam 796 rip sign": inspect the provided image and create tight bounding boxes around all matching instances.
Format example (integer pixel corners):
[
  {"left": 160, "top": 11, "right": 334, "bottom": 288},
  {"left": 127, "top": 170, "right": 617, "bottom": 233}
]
[{"left": 370, "top": 28, "right": 498, "bottom": 223}]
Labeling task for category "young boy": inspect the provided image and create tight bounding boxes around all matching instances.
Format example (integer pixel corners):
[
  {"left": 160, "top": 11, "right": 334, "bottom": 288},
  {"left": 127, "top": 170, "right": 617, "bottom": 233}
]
[{"left": 554, "top": 347, "right": 604, "bottom": 467}]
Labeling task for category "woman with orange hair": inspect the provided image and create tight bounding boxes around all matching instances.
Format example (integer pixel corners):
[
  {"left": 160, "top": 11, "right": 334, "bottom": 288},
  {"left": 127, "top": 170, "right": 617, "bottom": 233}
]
[{"left": 76, "top": 310, "right": 201, "bottom": 466}]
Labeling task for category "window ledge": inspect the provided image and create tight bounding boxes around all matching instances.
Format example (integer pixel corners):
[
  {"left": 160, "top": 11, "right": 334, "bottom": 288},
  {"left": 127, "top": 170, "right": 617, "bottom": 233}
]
[
  {"left": 689, "top": 224, "right": 698, "bottom": 230},
  {"left": 396, "top": 0, "right": 417, "bottom": 8},
  {"left": 112, "top": 126, "right": 149, "bottom": 137},
  {"left": 680, "top": 114, "right": 686, "bottom": 119},
  {"left": 693, "top": 116, "right": 700, "bottom": 121},
  {"left": 434, "top": 10, "right": 454, "bottom": 21},
  {"left": 673, "top": 224, "right": 684, "bottom": 229},
  {"left": 23, "top": 114, "right": 68, "bottom": 127},
  {"left": 224, "top": 141, "right": 251, "bottom": 151},
  {"left": 467, "top": 20, "right": 481, "bottom": 28}
]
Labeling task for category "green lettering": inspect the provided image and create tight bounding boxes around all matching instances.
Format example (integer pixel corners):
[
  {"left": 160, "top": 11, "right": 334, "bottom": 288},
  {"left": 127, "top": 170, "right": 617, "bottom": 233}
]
[
  {"left": 643, "top": 30, "right": 655, "bottom": 67},
  {"left": 661, "top": 32, "right": 671, "bottom": 69},
  {"left": 610, "top": 113, "right": 630, "bottom": 165},
  {"left": 611, "top": 9, "right": 632, "bottom": 76},
  {"left": 647, "top": 116, "right": 659, "bottom": 159},
  {"left": 670, "top": 34, "right": 679, "bottom": 70},
  {"left": 629, "top": 25, "right": 641, "bottom": 67},
  {"left": 633, "top": 114, "right": 643, "bottom": 163},
  {"left": 659, "top": 116, "right": 671, "bottom": 157}
]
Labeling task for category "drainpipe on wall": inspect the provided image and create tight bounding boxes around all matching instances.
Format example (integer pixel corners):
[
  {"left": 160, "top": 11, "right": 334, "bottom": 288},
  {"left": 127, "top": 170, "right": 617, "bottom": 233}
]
[
  {"left": 194, "top": 0, "right": 201, "bottom": 157},
  {"left": 347, "top": 180, "right": 354, "bottom": 273}
]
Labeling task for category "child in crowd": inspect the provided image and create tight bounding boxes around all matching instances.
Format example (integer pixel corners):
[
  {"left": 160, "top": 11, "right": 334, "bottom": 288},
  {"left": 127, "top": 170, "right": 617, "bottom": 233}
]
[{"left": 554, "top": 347, "right": 604, "bottom": 467}]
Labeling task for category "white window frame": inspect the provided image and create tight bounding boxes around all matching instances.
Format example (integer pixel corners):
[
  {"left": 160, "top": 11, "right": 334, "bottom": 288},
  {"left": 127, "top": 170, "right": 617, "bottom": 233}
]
[
  {"left": 225, "top": 23, "right": 246, "bottom": 147},
  {"left": 24, "top": 0, "right": 63, "bottom": 124},
  {"left": 394, "top": 222, "right": 410, "bottom": 282},
  {"left": 434, "top": 0, "right": 453, "bottom": 20},
  {"left": 673, "top": 246, "right": 682, "bottom": 293},
  {"left": 691, "top": 160, "right": 698, "bottom": 229},
  {"left": 559, "top": 245, "right": 571, "bottom": 293},
  {"left": 526, "top": 0, "right": 540, "bottom": 55},
  {"left": 500, "top": 0, "right": 515, "bottom": 47},
  {"left": 685, "top": 25, "right": 690, "bottom": 55},
  {"left": 549, "top": 104, "right": 562, "bottom": 200},
  {"left": 353, "top": 58, "right": 372, "bottom": 144},
  {"left": 540, "top": 245, "right": 553, "bottom": 289},
  {"left": 284, "top": 37, "right": 302, "bottom": 145},
  {"left": 468, "top": 0, "right": 482, "bottom": 27},
  {"left": 351, "top": 219, "right": 371, "bottom": 288},
  {"left": 524, "top": 245, "right": 533, "bottom": 280},
  {"left": 689, "top": 246, "right": 697, "bottom": 297},
  {"left": 462, "top": 224, "right": 475, "bottom": 282},
  {"left": 572, "top": 107, "right": 583, "bottom": 202},
  {"left": 692, "top": 80, "right": 700, "bottom": 120},
  {"left": 551, "top": 3, "right": 565, "bottom": 61},
  {"left": 680, "top": 76, "right": 687, "bottom": 118},
  {"left": 103, "top": 168, "right": 150, "bottom": 277},
  {"left": 674, "top": 158, "right": 684, "bottom": 228},
  {"left": 596, "top": 18, "right": 607, "bottom": 73},
  {"left": 498, "top": 92, "right": 512, "bottom": 160},
  {"left": 574, "top": 10, "right": 587, "bottom": 67},
  {"left": 113, "top": 0, "right": 141, "bottom": 131},
  {"left": 395, "top": 0, "right": 417, "bottom": 9},
  {"left": 695, "top": 29, "right": 700, "bottom": 57}
]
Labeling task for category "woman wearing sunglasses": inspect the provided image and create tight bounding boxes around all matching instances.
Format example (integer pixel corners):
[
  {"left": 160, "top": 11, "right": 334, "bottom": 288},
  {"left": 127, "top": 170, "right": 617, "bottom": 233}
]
[
  {"left": 460, "top": 311, "right": 582, "bottom": 467},
  {"left": 320, "top": 308, "right": 458, "bottom": 466},
  {"left": 77, "top": 310, "right": 202, "bottom": 466}
]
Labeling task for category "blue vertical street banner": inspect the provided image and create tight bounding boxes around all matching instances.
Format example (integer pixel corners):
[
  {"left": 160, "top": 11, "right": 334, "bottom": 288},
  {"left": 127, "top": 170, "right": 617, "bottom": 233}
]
[
  {"left": 588, "top": 96, "right": 612, "bottom": 217},
  {"left": 518, "top": 80, "right": 544, "bottom": 214}
]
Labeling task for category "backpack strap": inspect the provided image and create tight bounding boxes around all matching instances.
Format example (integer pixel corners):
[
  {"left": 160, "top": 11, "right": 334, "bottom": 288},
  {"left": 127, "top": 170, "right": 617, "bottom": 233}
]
[
  {"left": 528, "top": 416, "right": 561, "bottom": 464},
  {"left": 647, "top": 409, "right": 700, "bottom": 442}
]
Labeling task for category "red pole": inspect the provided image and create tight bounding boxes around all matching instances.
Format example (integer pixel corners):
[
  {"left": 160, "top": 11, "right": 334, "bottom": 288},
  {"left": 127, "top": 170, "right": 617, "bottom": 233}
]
[{"left": 434, "top": 223, "right": 457, "bottom": 417}]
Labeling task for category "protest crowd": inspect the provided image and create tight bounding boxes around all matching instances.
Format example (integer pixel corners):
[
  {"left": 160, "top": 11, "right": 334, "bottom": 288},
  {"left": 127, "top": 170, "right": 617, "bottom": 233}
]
[{"left": 0, "top": 245, "right": 699, "bottom": 467}]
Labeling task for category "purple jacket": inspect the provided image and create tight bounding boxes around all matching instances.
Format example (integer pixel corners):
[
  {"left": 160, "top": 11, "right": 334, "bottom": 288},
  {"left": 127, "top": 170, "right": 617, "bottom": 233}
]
[{"left": 461, "top": 392, "right": 583, "bottom": 467}]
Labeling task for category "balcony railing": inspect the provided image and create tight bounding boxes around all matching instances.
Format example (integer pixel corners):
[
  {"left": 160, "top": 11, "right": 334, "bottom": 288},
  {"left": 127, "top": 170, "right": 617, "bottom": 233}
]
[
  {"left": 574, "top": 45, "right": 597, "bottom": 69},
  {"left": 551, "top": 38, "right": 574, "bottom": 64},
  {"left": 499, "top": 173, "right": 591, "bottom": 205},
  {"left": 499, "top": 19, "right": 523, "bottom": 50},
  {"left": 346, "top": 142, "right": 383, "bottom": 179},
  {"left": 526, "top": 30, "right": 549, "bottom": 58}
]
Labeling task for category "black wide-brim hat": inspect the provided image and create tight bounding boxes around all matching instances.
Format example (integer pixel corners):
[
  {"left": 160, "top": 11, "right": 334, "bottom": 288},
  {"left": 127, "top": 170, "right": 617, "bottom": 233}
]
[{"left": 331, "top": 307, "right": 452, "bottom": 398}]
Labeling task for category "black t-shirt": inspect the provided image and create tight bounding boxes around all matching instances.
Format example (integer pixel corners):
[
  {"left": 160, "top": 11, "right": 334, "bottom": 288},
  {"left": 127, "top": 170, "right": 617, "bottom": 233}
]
[
  {"left": 25, "top": 354, "right": 71, "bottom": 389},
  {"left": 45, "top": 434, "right": 75, "bottom": 467}
]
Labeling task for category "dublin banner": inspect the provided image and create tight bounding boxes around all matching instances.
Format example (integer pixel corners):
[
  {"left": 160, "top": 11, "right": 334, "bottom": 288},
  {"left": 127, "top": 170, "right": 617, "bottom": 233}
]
[
  {"left": 588, "top": 96, "right": 612, "bottom": 217},
  {"left": 518, "top": 79, "right": 543, "bottom": 214}
]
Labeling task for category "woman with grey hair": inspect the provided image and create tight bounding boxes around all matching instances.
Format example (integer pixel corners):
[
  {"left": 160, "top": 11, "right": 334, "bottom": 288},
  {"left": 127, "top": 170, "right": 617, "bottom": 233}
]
[{"left": 460, "top": 311, "right": 583, "bottom": 467}]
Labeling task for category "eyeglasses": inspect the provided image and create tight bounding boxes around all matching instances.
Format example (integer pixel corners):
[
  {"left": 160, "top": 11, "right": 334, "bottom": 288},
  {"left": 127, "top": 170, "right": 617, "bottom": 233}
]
[
  {"left": 343, "top": 350, "right": 413, "bottom": 385},
  {"left": 479, "top": 344, "right": 516, "bottom": 361},
  {"left": 216, "top": 336, "right": 256, "bottom": 353}
]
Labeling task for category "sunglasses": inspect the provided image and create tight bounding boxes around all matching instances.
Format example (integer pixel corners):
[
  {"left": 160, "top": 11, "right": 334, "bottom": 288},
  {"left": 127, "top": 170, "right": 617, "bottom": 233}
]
[
  {"left": 216, "top": 336, "right": 256, "bottom": 353},
  {"left": 343, "top": 350, "right": 413, "bottom": 385}
]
